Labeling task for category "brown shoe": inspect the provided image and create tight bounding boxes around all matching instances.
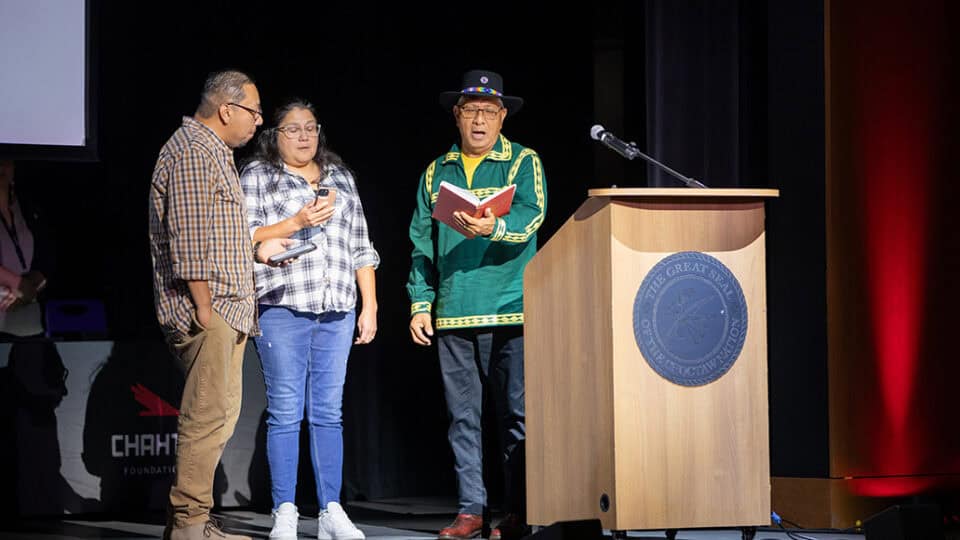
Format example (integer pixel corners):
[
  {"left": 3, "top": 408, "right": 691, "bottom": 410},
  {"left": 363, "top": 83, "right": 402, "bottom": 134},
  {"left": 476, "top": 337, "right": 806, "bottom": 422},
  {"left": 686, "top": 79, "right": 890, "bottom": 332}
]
[
  {"left": 168, "top": 518, "right": 252, "bottom": 540},
  {"left": 438, "top": 513, "right": 483, "bottom": 540},
  {"left": 490, "top": 513, "right": 529, "bottom": 540}
]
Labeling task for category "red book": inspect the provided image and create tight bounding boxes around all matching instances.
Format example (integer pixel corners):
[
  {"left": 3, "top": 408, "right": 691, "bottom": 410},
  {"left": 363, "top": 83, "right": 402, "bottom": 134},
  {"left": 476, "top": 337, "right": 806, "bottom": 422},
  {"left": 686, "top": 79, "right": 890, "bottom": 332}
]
[{"left": 431, "top": 181, "right": 516, "bottom": 239}]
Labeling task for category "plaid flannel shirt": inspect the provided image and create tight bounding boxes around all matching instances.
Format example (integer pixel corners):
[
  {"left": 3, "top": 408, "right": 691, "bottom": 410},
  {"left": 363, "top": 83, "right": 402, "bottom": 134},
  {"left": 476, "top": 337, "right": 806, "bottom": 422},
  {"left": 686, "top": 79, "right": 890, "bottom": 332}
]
[
  {"left": 149, "top": 116, "right": 258, "bottom": 337},
  {"left": 240, "top": 160, "right": 379, "bottom": 314}
]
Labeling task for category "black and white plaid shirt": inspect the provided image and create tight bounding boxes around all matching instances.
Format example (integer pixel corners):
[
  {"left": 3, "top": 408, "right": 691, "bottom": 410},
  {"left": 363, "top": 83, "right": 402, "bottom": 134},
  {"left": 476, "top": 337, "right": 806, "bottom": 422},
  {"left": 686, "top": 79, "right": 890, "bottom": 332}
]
[{"left": 240, "top": 160, "right": 379, "bottom": 314}]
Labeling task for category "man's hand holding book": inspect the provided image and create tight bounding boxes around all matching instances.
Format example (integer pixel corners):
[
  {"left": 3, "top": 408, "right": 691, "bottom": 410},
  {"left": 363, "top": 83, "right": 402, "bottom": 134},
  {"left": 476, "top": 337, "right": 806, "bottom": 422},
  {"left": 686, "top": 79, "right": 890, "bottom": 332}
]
[{"left": 431, "top": 181, "right": 516, "bottom": 238}]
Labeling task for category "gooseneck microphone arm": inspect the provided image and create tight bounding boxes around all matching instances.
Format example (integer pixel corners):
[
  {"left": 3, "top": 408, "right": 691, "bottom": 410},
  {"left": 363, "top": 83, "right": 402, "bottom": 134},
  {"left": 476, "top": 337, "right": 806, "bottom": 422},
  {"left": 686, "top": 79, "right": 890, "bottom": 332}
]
[{"left": 590, "top": 124, "right": 708, "bottom": 188}]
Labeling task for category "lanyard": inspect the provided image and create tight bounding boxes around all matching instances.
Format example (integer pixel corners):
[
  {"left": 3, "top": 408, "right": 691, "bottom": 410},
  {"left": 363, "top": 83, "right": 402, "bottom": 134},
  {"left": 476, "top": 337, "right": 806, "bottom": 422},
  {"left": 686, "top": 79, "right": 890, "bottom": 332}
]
[{"left": 0, "top": 208, "right": 28, "bottom": 270}]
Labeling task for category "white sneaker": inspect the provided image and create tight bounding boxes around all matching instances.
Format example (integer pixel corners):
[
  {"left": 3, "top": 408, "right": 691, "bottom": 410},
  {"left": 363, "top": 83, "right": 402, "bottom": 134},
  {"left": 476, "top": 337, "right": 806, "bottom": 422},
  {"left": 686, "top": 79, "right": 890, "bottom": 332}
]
[
  {"left": 270, "top": 502, "right": 299, "bottom": 540},
  {"left": 317, "top": 502, "right": 365, "bottom": 540}
]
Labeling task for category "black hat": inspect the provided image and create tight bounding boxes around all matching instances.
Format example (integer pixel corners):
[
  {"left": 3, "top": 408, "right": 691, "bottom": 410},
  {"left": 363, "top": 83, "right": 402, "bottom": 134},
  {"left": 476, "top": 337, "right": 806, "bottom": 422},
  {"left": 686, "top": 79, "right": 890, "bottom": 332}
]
[{"left": 439, "top": 69, "right": 524, "bottom": 115}]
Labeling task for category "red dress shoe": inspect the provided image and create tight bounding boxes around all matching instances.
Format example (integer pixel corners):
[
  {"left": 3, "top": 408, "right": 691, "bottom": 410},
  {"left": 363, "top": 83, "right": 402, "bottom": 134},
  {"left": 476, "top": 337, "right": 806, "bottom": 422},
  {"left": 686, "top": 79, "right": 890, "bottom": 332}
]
[
  {"left": 438, "top": 513, "right": 484, "bottom": 540},
  {"left": 490, "top": 513, "right": 529, "bottom": 540}
]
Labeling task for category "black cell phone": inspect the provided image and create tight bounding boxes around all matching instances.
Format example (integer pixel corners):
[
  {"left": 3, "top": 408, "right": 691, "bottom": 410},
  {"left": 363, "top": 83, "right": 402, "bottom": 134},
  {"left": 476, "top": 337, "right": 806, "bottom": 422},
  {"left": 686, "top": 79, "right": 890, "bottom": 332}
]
[
  {"left": 315, "top": 188, "right": 329, "bottom": 198},
  {"left": 267, "top": 241, "right": 317, "bottom": 264}
]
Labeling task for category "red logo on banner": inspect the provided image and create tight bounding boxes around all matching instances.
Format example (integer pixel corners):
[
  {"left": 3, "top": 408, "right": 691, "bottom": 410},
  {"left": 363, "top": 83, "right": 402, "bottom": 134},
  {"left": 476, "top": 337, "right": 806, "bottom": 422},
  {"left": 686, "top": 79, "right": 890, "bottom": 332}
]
[{"left": 131, "top": 384, "right": 179, "bottom": 416}]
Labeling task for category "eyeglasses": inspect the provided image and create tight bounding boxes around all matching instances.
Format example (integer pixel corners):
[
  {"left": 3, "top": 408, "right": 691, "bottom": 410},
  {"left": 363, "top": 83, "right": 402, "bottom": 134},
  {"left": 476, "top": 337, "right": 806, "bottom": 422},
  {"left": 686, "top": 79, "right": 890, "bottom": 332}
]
[
  {"left": 277, "top": 123, "right": 321, "bottom": 139},
  {"left": 458, "top": 105, "right": 503, "bottom": 120},
  {"left": 227, "top": 102, "right": 263, "bottom": 121}
]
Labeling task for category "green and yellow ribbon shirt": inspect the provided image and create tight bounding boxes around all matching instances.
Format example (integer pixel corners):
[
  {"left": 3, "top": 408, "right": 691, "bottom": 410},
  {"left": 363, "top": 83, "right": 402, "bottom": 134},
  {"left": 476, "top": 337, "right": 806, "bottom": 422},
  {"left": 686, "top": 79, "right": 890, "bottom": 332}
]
[{"left": 406, "top": 134, "right": 547, "bottom": 329}]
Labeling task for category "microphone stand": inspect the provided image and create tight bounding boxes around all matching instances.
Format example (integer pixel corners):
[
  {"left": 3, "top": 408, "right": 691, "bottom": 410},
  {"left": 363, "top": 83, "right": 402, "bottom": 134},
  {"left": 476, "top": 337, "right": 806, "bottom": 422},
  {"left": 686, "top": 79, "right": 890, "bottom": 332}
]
[{"left": 621, "top": 143, "right": 708, "bottom": 189}]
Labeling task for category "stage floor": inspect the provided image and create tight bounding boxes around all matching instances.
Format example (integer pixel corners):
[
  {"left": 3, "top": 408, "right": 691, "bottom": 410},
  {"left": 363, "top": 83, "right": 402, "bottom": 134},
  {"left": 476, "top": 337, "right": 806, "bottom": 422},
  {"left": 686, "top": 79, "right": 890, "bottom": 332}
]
[{"left": 2, "top": 498, "right": 868, "bottom": 540}]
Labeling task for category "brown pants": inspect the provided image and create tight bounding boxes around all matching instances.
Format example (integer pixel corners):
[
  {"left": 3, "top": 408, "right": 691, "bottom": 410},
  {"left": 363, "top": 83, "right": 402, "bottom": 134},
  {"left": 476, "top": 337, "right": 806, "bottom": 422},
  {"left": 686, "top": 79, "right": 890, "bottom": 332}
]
[{"left": 167, "top": 311, "right": 246, "bottom": 528}]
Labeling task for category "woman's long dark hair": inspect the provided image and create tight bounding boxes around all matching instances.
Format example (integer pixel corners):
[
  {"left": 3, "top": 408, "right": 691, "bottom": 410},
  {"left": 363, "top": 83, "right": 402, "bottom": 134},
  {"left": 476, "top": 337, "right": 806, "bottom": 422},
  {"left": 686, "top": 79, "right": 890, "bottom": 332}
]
[{"left": 242, "top": 99, "right": 349, "bottom": 177}]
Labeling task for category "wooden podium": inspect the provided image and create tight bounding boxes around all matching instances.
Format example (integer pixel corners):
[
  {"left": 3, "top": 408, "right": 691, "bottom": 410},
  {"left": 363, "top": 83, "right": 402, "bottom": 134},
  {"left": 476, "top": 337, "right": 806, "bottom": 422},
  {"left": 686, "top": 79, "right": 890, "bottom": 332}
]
[{"left": 523, "top": 188, "right": 779, "bottom": 532}]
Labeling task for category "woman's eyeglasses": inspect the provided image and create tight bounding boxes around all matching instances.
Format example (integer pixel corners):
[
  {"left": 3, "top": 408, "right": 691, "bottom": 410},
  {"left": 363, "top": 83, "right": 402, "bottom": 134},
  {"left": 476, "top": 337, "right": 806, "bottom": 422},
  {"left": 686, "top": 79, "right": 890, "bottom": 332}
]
[{"left": 277, "top": 124, "right": 321, "bottom": 139}]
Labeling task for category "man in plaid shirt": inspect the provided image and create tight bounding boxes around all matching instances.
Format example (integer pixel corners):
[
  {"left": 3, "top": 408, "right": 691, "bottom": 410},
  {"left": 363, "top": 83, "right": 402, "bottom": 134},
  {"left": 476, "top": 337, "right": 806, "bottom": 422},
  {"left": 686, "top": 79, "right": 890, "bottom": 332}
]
[{"left": 148, "top": 70, "right": 289, "bottom": 540}]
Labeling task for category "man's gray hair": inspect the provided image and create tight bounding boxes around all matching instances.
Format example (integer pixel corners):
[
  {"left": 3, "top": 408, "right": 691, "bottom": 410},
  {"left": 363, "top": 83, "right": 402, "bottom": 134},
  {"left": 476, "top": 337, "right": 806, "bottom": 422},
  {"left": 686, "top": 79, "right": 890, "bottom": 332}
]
[{"left": 196, "top": 70, "right": 254, "bottom": 117}]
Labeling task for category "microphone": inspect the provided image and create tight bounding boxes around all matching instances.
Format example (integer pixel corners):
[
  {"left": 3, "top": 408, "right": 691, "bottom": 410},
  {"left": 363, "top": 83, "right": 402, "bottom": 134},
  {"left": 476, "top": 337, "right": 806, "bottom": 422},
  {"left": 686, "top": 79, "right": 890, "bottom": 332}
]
[
  {"left": 589, "top": 124, "right": 708, "bottom": 188},
  {"left": 590, "top": 125, "right": 640, "bottom": 160}
]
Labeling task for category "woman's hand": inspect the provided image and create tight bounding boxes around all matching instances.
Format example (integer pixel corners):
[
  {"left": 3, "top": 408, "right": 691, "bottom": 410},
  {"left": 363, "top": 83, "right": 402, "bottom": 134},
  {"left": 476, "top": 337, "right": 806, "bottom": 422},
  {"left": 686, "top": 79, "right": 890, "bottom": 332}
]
[
  {"left": 355, "top": 307, "right": 377, "bottom": 344},
  {"left": 294, "top": 199, "right": 336, "bottom": 230},
  {"left": 0, "top": 287, "right": 19, "bottom": 311}
]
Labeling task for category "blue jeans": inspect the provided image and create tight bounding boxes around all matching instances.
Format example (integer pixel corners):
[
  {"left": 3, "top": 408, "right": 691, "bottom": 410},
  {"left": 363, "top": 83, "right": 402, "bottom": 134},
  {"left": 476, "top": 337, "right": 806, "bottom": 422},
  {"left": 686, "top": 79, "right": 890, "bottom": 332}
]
[
  {"left": 254, "top": 305, "right": 355, "bottom": 509},
  {"left": 437, "top": 326, "right": 526, "bottom": 517}
]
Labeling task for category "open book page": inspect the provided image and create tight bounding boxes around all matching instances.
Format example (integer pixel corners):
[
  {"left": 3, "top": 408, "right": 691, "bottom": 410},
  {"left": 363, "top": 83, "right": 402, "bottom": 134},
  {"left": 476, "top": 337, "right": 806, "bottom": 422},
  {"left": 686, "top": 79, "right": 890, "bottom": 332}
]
[
  {"left": 476, "top": 183, "right": 516, "bottom": 218},
  {"left": 439, "top": 182, "right": 480, "bottom": 206},
  {"left": 431, "top": 181, "right": 516, "bottom": 238}
]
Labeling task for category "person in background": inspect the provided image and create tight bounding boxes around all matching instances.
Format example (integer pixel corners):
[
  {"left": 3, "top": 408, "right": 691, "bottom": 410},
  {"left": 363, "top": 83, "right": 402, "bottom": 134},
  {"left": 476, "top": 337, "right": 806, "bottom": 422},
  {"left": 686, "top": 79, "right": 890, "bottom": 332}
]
[
  {"left": 148, "top": 70, "right": 291, "bottom": 540},
  {"left": 0, "top": 159, "right": 51, "bottom": 340},
  {"left": 407, "top": 70, "right": 547, "bottom": 540},
  {"left": 240, "top": 98, "right": 378, "bottom": 540}
]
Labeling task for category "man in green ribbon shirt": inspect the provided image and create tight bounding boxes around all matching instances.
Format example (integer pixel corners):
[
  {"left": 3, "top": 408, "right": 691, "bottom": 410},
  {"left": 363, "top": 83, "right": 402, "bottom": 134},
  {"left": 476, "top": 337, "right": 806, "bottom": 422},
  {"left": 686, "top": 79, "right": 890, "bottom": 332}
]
[{"left": 407, "top": 69, "right": 547, "bottom": 540}]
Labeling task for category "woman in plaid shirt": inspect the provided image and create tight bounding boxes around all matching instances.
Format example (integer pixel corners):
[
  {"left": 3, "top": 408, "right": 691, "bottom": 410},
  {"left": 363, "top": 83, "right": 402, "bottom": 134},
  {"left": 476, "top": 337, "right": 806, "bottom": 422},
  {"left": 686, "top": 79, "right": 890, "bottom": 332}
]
[{"left": 239, "top": 99, "right": 378, "bottom": 540}]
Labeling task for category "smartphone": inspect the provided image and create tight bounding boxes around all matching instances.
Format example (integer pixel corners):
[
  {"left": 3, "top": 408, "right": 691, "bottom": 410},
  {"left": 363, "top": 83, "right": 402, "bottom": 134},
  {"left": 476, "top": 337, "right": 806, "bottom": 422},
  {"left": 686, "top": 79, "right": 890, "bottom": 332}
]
[
  {"left": 315, "top": 187, "right": 337, "bottom": 206},
  {"left": 267, "top": 241, "right": 317, "bottom": 264}
]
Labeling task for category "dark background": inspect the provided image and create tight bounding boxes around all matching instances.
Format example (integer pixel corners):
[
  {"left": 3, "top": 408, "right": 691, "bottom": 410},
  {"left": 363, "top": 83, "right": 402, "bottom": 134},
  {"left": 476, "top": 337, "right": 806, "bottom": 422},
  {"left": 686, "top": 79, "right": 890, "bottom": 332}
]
[{"left": 7, "top": 0, "right": 829, "bottom": 506}]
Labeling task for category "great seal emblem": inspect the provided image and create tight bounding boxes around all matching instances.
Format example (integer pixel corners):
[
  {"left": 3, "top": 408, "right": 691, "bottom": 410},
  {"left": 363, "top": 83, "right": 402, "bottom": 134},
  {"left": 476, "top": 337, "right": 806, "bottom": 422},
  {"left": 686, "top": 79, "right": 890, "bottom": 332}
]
[{"left": 633, "top": 251, "right": 747, "bottom": 386}]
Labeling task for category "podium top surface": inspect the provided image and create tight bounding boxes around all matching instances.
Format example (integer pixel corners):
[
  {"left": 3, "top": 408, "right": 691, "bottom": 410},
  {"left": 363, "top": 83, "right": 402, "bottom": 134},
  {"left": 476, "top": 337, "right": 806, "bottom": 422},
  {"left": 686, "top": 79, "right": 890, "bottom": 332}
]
[{"left": 587, "top": 187, "right": 779, "bottom": 198}]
